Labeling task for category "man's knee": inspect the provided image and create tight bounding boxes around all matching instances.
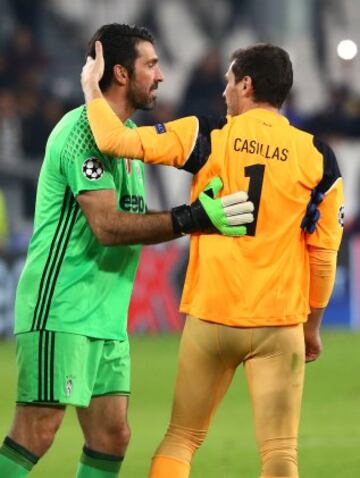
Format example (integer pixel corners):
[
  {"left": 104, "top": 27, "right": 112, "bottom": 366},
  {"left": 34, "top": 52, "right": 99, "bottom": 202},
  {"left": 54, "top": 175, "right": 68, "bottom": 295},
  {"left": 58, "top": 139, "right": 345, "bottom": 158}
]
[
  {"left": 86, "top": 421, "right": 131, "bottom": 455},
  {"left": 115, "top": 422, "right": 131, "bottom": 450},
  {"left": 10, "top": 405, "right": 65, "bottom": 456},
  {"left": 156, "top": 423, "right": 207, "bottom": 464}
]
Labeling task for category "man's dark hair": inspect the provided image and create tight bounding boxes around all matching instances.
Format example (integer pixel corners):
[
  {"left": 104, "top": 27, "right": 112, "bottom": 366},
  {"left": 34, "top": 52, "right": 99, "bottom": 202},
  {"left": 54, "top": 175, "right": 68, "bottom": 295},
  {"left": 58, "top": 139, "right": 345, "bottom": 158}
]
[
  {"left": 231, "top": 44, "right": 293, "bottom": 108},
  {"left": 87, "top": 23, "right": 154, "bottom": 91}
]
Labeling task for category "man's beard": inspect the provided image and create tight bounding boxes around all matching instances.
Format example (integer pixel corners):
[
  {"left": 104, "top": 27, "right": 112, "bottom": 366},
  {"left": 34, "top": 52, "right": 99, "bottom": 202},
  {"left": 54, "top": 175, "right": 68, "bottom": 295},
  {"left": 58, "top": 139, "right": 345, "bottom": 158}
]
[{"left": 127, "top": 83, "right": 158, "bottom": 111}]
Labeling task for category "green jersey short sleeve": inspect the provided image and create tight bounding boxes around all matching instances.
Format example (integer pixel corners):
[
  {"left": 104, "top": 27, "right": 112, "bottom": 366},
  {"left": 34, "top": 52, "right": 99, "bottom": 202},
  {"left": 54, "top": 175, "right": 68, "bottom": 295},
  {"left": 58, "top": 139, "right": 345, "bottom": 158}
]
[
  {"left": 60, "top": 118, "right": 116, "bottom": 196},
  {"left": 15, "top": 106, "right": 145, "bottom": 340}
]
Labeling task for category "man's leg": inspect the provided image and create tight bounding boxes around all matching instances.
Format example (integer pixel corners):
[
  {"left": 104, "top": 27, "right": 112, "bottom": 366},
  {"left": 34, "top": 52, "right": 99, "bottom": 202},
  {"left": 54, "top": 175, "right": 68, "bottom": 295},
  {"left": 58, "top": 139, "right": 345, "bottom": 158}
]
[
  {"left": 0, "top": 330, "right": 69, "bottom": 477},
  {"left": 0, "top": 404, "right": 65, "bottom": 477},
  {"left": 244, "top": 324, "right": 305, "bottom": 478},
  {"left": 148, "top": 316, "right": 238, "bottom": 478},
  {"left": 76, "top": 395, "right": 130, "bottom": 477},
  {"left": 75, "top": 337, "right": 131, "bottom": 477}
]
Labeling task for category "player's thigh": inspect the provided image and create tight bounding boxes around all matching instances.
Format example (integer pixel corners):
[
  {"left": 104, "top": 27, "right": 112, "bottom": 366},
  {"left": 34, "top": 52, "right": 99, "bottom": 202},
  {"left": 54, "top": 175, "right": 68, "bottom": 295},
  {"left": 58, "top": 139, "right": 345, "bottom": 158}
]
[
  {"left": 170, "top": 316, "right": 237, "bottom": 429},
  {"left": 92, "top": 338, "right": 131, "bottom": 399},
  {"left": 76, "top": 339, "right": 131, "bottom": 438},
  {"left": 244, "top": 324, "right": 305, "bottom": 441}
]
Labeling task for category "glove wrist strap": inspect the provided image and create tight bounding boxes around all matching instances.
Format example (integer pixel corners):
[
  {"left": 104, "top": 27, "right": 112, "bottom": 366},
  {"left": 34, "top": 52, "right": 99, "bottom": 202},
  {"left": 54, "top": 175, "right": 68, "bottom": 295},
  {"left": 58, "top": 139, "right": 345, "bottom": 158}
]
[
  {"left": 171, "top": 205, "right": 196, "bottom": 234},
  {"left": 190, "top": 199, "right": 214, "bottom": 230},
  {"left": 171, "top": 200, "right": 216, "bottom": 235}
]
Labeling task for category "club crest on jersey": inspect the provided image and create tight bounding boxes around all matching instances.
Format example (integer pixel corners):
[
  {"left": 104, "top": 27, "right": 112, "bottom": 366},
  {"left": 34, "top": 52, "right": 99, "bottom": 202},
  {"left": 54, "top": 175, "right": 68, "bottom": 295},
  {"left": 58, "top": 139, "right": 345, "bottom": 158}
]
[
  {"left": 338, "top": 205, "right": 345, "bottom": 228},
  {"left": 82, "top": 158, "right": 104, "bottom": 180},
  {"left": 125, "top": 158, "right": 132, "bottom": 174},
  {"left": 134, "top": 162, "right": 143, "bottom": 181}
]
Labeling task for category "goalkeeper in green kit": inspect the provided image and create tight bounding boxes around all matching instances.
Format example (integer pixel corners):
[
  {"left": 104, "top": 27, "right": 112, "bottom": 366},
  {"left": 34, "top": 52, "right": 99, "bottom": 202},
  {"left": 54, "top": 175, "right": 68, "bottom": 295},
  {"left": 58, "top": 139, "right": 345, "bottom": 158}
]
[{"left": 0, "top": 24, "right": 254, "bottom": 478}]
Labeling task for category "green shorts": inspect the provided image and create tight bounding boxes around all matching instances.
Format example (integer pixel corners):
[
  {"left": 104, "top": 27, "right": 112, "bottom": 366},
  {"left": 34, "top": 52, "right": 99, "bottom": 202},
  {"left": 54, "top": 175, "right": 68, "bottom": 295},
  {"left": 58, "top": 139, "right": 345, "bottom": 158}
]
[{"left": 16, "top": 331, "right": 130, "bottom": 407}]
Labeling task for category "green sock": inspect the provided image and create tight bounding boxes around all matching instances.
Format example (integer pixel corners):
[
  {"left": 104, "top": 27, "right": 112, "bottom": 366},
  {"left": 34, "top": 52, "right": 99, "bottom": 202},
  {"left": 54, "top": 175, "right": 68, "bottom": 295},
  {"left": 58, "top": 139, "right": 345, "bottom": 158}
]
[
  {"left": 76, "top": 446, "right": 124, "bottom": 477},
  {"left": 0, "top": 437, "right": 39, "bottom": 477}
]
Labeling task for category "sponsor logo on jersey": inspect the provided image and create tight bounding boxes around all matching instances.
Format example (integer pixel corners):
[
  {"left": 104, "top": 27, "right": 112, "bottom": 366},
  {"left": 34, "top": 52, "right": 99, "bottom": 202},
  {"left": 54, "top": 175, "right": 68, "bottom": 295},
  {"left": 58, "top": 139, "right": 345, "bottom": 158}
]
[
  {"left": 338, "top": 205, "right": 345, "bottom": 227},
  {"left": 120, "top": 194, "right": 146, "bottom": 213},
  {"left": 154, "top": 122, "right": 166, "bottom": 134},
  {"left": 82, "top": 158, "right": 105, "bottom": 180}
]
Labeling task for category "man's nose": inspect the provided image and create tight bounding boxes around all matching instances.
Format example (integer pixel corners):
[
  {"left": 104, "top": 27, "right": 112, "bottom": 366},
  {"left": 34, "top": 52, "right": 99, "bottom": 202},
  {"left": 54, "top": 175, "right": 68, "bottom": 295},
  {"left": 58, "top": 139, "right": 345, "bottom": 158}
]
[{"left": 156, "top": 66, "right": 165, "bottom": 82}]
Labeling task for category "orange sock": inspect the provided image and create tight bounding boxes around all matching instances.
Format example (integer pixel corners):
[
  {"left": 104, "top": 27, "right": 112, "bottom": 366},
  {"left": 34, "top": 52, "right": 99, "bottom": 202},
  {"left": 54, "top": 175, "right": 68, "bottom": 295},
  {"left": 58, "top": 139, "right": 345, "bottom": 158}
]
[{"left": 148, "top": 455, "right": 191, "bottom": 478}]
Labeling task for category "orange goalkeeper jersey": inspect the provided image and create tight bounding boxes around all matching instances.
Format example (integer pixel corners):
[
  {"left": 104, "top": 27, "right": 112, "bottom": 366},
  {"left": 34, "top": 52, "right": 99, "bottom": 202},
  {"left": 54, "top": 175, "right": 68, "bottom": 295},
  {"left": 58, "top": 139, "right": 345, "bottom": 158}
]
[{"left": 87, "top": 100, "right": 344, "bottom": 327}]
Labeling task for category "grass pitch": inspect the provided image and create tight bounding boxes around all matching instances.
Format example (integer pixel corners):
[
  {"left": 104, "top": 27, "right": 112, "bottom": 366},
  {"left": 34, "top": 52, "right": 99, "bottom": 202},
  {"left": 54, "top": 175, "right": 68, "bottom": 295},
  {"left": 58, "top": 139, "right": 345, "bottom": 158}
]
[{"left": 0, "top": 331, "right": 359, "bottom": 477}]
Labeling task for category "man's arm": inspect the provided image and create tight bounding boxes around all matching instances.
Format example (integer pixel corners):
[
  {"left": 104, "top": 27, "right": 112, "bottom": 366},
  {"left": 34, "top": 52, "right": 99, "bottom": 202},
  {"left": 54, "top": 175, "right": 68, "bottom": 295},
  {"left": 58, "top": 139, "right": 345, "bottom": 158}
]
[
  {"left": 77, "top": 178, "right": 254, "bottom": 245},
  {"left": 81, "top": 41, "right": 220, "bottom": 174},
  {"left": 304, "top": 246, "right": 337, "bottom": 362},
  {"left": 77, "top": 190, "right": 174, "bottom": 245},
  {"left": 303, "top": 138, "right": 344, "bottom": 362}
]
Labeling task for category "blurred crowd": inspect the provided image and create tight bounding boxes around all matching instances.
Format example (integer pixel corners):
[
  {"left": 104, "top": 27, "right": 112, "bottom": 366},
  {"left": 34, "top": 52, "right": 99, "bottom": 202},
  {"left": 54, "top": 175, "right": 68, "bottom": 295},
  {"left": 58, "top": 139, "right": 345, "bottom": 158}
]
[
  {"left": 0, "top": 26, "right": 67, "bottom": 219},
  {"left": 1, "top": 0, "right": 360, "bottom": 252}
]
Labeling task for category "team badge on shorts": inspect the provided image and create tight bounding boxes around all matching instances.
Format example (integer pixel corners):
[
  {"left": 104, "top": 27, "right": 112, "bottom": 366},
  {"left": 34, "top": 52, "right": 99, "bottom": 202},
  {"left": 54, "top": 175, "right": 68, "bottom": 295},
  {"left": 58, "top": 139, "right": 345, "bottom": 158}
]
[
  {"left": 65, "top": 376, "right": 74, "bottom": 397},
  {"left": 82, "top": 158, "right": 104, "bottom": 180},
  {"left": 338, "top": 205, "right": 345, "bottom": 228}
]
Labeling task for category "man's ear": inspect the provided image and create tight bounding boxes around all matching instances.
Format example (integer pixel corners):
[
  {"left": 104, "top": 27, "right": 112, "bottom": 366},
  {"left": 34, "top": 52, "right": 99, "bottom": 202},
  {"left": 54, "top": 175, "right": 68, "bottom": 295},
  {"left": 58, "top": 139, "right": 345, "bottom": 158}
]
[
  {"left": 113, "top": 64, "right": 128, "bottom": 86},
  {"left": 241, "top": 75, "right": 253, "bottom": 96}
]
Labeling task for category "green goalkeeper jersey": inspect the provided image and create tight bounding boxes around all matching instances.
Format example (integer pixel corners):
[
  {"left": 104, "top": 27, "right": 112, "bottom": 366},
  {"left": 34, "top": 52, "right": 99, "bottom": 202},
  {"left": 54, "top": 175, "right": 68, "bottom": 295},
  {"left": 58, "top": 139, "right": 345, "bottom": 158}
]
[{"left": 15, "top": 106, "right": 145, "bottom": 340}]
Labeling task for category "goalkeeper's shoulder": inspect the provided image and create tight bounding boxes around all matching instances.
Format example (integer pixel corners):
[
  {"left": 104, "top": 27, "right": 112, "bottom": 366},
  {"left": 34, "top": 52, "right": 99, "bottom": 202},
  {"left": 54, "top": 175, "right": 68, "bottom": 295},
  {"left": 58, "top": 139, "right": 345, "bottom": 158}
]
[{"left": 138, "top": 114, "right": 228, "bottom": 173}]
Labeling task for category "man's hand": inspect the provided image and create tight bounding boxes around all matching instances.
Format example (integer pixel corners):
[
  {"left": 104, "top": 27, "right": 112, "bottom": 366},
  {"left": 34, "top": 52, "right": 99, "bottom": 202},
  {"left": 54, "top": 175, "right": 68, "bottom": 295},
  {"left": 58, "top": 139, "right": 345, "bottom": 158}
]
[
  {"left": 303, "top": 307, "right": 325, "bottom": 362},
  {"left": 81, "top": 40, "right": 105, "bottom": 103},
  {"left": 304, "top": 324, "right": 322, "bottom": 362},
  {"left": 171, "top": 177, "right": 254, "bottom": 236}
]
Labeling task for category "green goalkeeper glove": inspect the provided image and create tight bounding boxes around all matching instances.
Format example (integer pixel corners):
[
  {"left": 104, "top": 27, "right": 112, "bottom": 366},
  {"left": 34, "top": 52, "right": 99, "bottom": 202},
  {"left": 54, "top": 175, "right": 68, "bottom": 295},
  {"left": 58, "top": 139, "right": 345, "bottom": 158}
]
[{"left": 171, "top": 177, "right": 254, "bottom": 236}]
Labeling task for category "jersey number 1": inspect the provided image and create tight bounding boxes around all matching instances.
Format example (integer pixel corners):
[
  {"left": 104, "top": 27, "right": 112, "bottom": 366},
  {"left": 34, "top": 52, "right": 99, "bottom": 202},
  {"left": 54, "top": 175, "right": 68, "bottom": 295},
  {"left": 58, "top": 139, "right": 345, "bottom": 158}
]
[{"left": 245, "top": 164, "right": 265, "bottom": 236}]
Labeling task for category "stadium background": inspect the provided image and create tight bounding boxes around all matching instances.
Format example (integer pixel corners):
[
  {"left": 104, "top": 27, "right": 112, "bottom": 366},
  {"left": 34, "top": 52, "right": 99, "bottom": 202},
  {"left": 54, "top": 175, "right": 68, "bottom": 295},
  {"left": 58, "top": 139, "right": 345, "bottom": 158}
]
[{"left": 0, "top": 0, "right": 359, "bottom": 476}]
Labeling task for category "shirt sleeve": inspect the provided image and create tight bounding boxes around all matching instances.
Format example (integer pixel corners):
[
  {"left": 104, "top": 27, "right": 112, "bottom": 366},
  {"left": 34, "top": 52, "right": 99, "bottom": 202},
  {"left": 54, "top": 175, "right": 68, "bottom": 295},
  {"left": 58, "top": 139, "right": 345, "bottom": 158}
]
[
  {"left": 87, "top": 98, "right": 226, "bottom": 174},
  {"left": 306, "top": 138, "right": 344, "bottom": 251},
  {"left": 308, "top": 246, "right": 337, "bottom": 308},
  {"left": 62, "top": 149, "right": 116, "bottom": 196}
]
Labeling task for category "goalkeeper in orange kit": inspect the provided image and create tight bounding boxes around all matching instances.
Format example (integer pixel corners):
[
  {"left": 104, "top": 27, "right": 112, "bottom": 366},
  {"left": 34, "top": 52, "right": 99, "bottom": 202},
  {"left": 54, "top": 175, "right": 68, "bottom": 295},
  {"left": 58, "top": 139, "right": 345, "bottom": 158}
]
[{"left": 81, "top": 40, "right": 344, "bottom": 478}]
